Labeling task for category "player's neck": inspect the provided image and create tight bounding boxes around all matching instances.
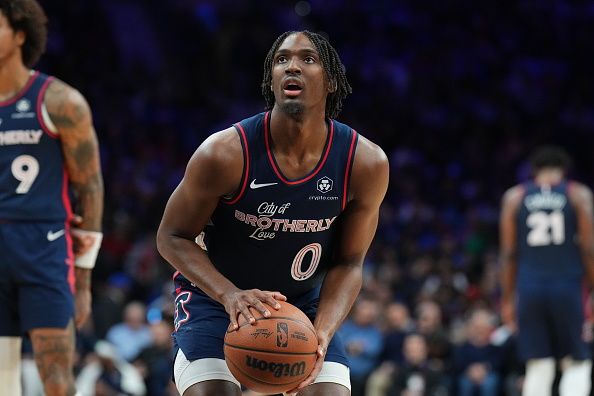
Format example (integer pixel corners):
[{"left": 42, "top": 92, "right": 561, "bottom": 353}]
[
  {"left": 0, "top": 59, "right": 30, "bottom": 101},
  {"left": 534, "top": 170, "right": 564, "bottom": 186},
  {"left": 269, "top": 107, "right": 327, "bottom": 156}
]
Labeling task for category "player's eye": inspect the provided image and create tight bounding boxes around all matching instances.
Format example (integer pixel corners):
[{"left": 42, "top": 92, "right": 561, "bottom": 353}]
[
  {"left": 276, "top": 55, "right": 287, "bottom": 63},
  {"left": 304, "top": 56, "right": 316, "bottom": 64}
]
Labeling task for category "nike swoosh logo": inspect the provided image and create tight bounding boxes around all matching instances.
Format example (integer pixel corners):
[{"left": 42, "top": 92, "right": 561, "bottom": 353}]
[
  {"left": 47, "top": 229, "right": 65, "bottom": 242},
  {"left": 250, "top": 179, "right": 278, "bottom": 189}
]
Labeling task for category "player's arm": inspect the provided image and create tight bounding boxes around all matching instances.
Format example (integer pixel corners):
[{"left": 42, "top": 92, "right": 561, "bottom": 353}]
[
  {"left": 156, "top": 129, "right": 285, "bottom": 329},
  {"left": 45, "top": 79, "right": 104, "bottom": 328},
  {"left": 292, "top": 136, "right": 389, "bottom": 392},
  {"left": 568, "top": 182, "right": 594, "bottom": 286},
  {"left": 499, "top": 185, "right": 523, "bottom": 329}
]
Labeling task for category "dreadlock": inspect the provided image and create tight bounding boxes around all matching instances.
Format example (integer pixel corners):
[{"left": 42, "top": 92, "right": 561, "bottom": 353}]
[{"left": 261, "top": 30, "right": 352, "bottom": 119}]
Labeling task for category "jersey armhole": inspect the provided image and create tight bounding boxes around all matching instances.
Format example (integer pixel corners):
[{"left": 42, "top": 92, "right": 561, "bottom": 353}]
[
  {"left": 341, "top": 129, "right": 359, "bottom": 210},
  {"left": 221, "top": 123, "right": 250, "bottom": 205},
  {"left": 36, "top": 76, "right": 59, "bottom": 139}
]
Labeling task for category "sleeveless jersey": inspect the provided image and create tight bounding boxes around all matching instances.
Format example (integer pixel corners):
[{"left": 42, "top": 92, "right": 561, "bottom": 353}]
[
  {"left": 177, "top": 112, "right": 358, "bottom": 298},
  {"left": 0, "top": 71, "right": 71, "bottom": 222},
  {"left": 516, "top": 181, "right": 583, "bottom": 283}
]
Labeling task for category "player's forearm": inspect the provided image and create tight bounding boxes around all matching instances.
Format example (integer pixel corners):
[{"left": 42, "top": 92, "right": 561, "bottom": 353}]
[
  {"left": 71, "top": 174, "right": 104, "bottom": 231},
  {"left": 156, "top": 233, "right": 239, "bottom": 303},
  {"left": 314, "top": 262, "right": 363, "bottom": 341},
  {"left": 500, "top": 257, "right": 517, "bottom": 301},
  {"left": 75, "top": 267, "right": 92, "bottom": 291}
]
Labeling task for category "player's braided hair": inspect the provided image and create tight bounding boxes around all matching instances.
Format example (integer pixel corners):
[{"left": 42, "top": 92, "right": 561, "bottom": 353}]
[
  {"left": 0, "top": 0, "right": 47, "bottom": 67},
  {"left": 261, "top": 30, "right": 352, "bottom": 119}
]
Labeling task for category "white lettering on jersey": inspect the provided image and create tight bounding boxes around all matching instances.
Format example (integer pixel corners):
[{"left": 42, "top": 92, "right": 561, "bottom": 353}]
[
  {"left": 235, "top": 208, "right": 337, "bottom": 241},
  {"left": 524, "top": 191, "right": 567, "bottom": 211},
  {"left": 0, "top": 130, "right": 43, "bottom": 145}
]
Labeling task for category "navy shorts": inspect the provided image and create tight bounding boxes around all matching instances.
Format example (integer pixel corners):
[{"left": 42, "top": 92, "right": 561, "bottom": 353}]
[
  {"left": 517, "top": 282, "right": 590, "bottom": 361},
  {"left": 172, "top": 280, "right": 349, "bottom": 367},
  {"left": 0, "top": 221, "right": 75, "bottom": 336}
]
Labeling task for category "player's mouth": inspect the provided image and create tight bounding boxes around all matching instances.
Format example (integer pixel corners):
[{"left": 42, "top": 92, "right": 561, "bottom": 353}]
[{"left": 282, "top": 78, "right": 304, "bottom": 97}]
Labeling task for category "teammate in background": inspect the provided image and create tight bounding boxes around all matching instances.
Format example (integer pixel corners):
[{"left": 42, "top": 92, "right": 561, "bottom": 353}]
[
  {"left": 157, "top": 30, "right": 389, "bottom": 396},
  {"left": 499, "top": 146, "right": 594, "bottom": 396},
  {"left": 0, "top": 1, "right": 104, "bottom": 395}
]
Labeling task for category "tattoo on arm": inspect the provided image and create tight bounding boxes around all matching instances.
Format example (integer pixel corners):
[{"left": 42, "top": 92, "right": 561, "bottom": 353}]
[{"left": 45, "top": 80, "right": 104, "bottom": 231}]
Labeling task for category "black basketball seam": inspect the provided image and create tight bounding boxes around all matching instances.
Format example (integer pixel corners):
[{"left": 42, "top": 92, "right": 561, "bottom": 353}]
[
  {"left": 226, "top": 357, "right": 305, "bottom": 388},
  {"left": 228, "top": 316, "right": 317, "bottom": 334},
  {"left": 224, "top": 344, "right": 318, "bottom": 355}
]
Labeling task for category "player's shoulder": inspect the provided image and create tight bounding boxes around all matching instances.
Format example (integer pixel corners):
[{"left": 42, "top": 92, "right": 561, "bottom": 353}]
[
  {"left": 567, "top": 180, "right": 593, "bottom": 205},
  {"left": 501, "top": 184, "right": 525, "bottom": 207},
  {"left": 353, "top": 132, "right": 389, "bottom": 172},
  {"left": 43, "top": 77, "right": 91, "bottom": 122},
  {"left": 187, "top": 126, "right": 243, "bottom": 176}
]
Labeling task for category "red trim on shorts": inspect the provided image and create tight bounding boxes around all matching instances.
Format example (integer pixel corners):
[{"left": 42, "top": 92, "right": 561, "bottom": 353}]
[
  {"left": 223, "top": 123, "right": 250, "bottom": 205},
  {"left": 0, "top": 71, "right": 39, "bottom": 106},
  {"left": 36, "top": 76, "right": 58, "bottom": 139},
  {"left": 342, "top": 130, "right": 358, "bottom": 210},
  {"left": 264, "top": 111, "right": 334, "bottom": 185}
]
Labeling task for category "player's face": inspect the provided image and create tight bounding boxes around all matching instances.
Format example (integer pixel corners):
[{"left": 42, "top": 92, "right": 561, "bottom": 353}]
[
  {"left": 271, "top": 33, "right": 330, "bottom": 116},
  {"left": 0, "top": 11, "right": 24, "bottom": 66}
]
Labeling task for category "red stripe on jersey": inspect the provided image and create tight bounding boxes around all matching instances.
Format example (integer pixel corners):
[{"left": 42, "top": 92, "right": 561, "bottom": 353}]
[
  {"left": 37, "top": 76, "right": 58, "bottom": 139},
  {"left": 223, "top": 123, "right": 250, "bottom": 205},
  {"left": 342, "top": 130, "right": 358, "bottom": 210},
  {"left": 264, "top": 111, "right": 334, "bottom": 185}
]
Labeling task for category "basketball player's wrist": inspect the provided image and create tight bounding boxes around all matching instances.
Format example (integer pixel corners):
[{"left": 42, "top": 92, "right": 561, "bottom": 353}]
[{"left": 71, "top": 229, "right": 103, "bottom": 269}]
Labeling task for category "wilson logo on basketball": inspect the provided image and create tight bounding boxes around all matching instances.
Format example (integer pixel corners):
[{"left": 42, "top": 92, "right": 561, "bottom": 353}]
[
  {"left": 276, "top": 322, "right": 289, "bottom": 347},
  {"left": 245, "top": 356, "right": 306, "bottom": 378}
]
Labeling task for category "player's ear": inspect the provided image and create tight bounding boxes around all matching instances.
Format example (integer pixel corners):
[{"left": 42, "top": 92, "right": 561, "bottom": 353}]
[
  {"left": 327, "top": 78, "right": 337, "bottom": 93},
  {"left": 15, "top": 30, "right": 25, "bottom": 46}
]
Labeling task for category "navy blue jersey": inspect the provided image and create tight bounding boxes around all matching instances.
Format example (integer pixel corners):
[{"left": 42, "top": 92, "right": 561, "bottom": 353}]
[
  {"left": 0, "top": 71, "right": 72, "bottom": 222},
  {"left": 176, "top": 112, "right": 358, "bottom": 298},
  {"left": 516, "top": 181, "right": 583, "bottom": 283}
]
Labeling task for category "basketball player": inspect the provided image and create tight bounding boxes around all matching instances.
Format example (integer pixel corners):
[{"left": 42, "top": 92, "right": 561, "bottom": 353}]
[
  {"left": 157, "top": 31, "right": 389, "bottom": 396},
  {"left": 500, "top": 146, "right": 594, "bottom": 396},
  {"left": 0, "top": 1, "right": 104, "bottom": 395}
]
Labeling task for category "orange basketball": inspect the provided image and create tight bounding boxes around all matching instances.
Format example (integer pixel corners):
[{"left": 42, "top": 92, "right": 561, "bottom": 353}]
[{"left": 224, "top": 301, "right": 318, "bottom": 394}]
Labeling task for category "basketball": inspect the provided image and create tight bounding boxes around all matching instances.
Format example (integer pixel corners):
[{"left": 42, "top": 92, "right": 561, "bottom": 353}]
[{"left": 224, "top": 301, "right": 318, "bottom": 394}]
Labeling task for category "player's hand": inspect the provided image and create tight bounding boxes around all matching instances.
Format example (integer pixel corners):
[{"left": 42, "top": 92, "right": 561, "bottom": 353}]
[
  {"left": 501, "top": 299, "right": 517, "bottom": 332},
  {"left": 285, "top": 331, "right": 329, "bottom": 395},
  {"left": 223, "top": 289, "right": 287, "bottom": 330},
  {"left": 70, "top": 214, "right": 96, "bottom": 257},
  {"left": 74, "top": 287, "right": 92, "bottom": 329}
]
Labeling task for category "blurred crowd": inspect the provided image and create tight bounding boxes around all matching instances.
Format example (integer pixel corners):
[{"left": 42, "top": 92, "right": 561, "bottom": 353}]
[{"left": 25, "top": 0, "right": 594, "bottom": 395}]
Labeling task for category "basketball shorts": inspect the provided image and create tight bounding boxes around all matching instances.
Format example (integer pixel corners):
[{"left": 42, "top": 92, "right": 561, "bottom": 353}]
[
  {"left": 172, "top": 281, "right": 350, "bottom": 392},
  {"left": 0, "top": 221, "right": 74, "bottom": 336},
  {"left": 517, "top": 282, "right": 590, "bottom": 361}
]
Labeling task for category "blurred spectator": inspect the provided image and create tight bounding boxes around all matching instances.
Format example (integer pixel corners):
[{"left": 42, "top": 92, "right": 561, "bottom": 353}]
[
  {"left": 133, "top": 320, "right": 174, "bottom": 396},
  {"left": 106, "top": 301, "right": 152, "bottom": 361},
  {"left": 387, "top": 333, "right": 448, "bottom": 396},
  {"left": 452, "top": 309, "right": 503, "bottom": 396},
  {"left": 76, "top": 341, "right": 146, "bottom": 396},
  {"left": 415, "top": 301, "right": 451, "bottom": 370},
  {"left": 339, "top": 297, "right": 384, "bottom": 396}
]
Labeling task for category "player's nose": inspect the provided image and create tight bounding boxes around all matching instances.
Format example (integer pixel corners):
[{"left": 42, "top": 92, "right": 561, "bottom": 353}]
[{"left": 285, "top": 57, "right": 301, "bottom": 74}]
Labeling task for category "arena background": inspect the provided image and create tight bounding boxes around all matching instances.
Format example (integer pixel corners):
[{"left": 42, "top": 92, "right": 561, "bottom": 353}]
[{"left": 27, "top": 1, "right": 594, "bottom": 395}]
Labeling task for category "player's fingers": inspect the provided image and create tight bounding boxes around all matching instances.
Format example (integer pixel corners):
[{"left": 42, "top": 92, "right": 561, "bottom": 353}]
[
  {"left": 271, "top": 291, "right": 287, "bottom": 301},
  {"left": 238, "top": 304, "right": 256, "bottom": 325},
  {"left": 286, "top": 358, "right": 323, "bottom": 394},
  {"left": 252, "top": 300, "right": 272, "bottom": 317},
  {"left": 70, "top": 214, "right": 83, "bottom": 225},
  {"left": 228, "top": 308, "right": 239, "bottom": 331}
]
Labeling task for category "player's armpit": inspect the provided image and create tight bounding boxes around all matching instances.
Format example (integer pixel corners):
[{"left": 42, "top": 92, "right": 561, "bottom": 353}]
[{"left": 45, "top": 79, "right": 103, "bottom": 232}]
